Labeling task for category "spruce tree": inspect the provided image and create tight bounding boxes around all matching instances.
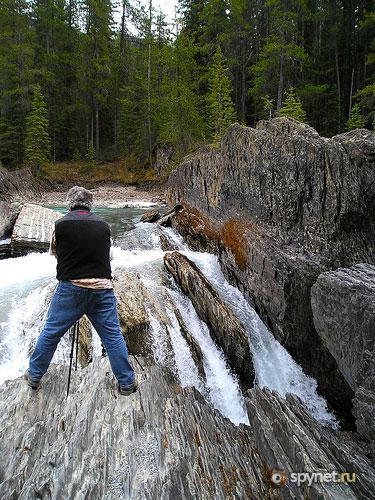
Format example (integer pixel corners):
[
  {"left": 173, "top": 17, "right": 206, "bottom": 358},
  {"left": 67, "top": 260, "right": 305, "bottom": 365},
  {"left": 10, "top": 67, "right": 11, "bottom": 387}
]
[
  {"left": 347, "top": 104, "right": 365, "bottom": 131},
  {"left": 276, "top": 87, "right": 307, "bottom": 123},
  {"left": 24, "top": 85, "right": 51, "bottom": 168},
  {"left": 207, "top": 47, "right": 235, "bottom": 143}
]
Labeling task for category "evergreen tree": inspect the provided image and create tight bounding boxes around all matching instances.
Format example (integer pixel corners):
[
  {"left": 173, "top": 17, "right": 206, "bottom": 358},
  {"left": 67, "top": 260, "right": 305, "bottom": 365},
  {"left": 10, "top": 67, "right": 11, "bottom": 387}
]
[
  {"left": 276, "top": 87, "right": 307, "bottom": 122},
  {"left": 24, "top": 84, "right": 51, "bottom": 168},
  {"left": 0, "top": 0, "right": 35, "bottom": 166},
  {"left": 347, "top": 104, "right": 365, "bottom": 131},
  {"left": 207, "top": 47, "right": 236, "bottom": 142}
]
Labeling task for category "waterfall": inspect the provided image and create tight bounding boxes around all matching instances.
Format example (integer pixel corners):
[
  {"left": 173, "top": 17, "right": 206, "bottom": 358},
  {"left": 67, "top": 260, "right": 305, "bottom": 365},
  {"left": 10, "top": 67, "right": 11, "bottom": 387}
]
[{"left": 0, "top": 209, "right": 337, "bottom": 428}]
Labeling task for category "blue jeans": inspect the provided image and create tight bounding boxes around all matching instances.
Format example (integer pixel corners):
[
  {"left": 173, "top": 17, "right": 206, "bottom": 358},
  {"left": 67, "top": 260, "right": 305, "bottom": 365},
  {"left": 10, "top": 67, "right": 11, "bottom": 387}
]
[{"left": 29, "top": 281, "right": 135, "bottom": 388}]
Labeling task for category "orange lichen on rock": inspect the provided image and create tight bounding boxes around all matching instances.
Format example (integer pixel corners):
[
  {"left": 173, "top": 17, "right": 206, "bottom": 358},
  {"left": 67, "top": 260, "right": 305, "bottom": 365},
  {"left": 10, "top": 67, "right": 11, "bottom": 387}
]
[
  {"left": 174, "top": 204, "right": 252, "bottom": 271},
  {"left": 221, "top": 219, "right": 252, "bottom": 271}
]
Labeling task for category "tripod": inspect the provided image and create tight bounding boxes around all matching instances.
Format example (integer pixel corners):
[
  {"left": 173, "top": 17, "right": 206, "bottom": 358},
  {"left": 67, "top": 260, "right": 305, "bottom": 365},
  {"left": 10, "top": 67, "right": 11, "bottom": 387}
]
[
  {"left": 66, "top": 320, "right": 144, "bottom": 398},
  {"left": 66, "top": 320, "right": 80, "bottom": 398}
]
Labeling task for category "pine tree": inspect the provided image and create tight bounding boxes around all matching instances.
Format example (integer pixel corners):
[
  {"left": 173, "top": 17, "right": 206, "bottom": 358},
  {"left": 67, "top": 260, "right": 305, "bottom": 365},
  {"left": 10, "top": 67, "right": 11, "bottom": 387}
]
[
  {"left": 207, "top": 47, "right": 236, "bottom": 143},
  {"left": 276, "top": 87, "right": 307, "bottom": 123},
  {"left": 261, "top": 95, "right": 275, "bottom": 120},
  {"left": 24, "top": 84, "right": 51, "bottom": 168},
  {"left": 347, "top": 104, "right": 365, "bottom": 131}
]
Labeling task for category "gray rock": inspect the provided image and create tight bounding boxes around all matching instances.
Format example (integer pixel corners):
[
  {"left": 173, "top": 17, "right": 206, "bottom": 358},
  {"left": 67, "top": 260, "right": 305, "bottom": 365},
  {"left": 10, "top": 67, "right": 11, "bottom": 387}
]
[
  {"left": 11, "top": 204, "right": 61, "bottom": 256},
  {"left": 0, "top": 201, "right": 21, "bottom": 238},
  {"left": 165, "top": 118, "right": 374, "bottom": 426},
  {"left": 311, "top": 264, "right": 375, "bottom": 447},
  {"left": 140, "top": 208, "right": 161, "bottom": 223},
  {"left": 159, "top": 232, "right": 179, "bottom": 251},
  {"left": 114, "top": 270, "right": 151, "bottom": 358},
  {"left": 164, "top": 251, "right": 254, "bottom": 390},
  {"left": 0, "top": 361, "right": 267, "bottom": 499},
  {"left": 0, "top": 166, "right": 43, "bottom": 202},
  {"left": 246, "top": 387, "right": 375, "bottom": 499},
  {"left": 311, "top": 264, "right": 375, "bottom": 391},
  {"left": 157, "top": 204, "right": 183, "bottom": 227},
  {"left": 0, "top": 238, "right": 11, "bottom": 259}
]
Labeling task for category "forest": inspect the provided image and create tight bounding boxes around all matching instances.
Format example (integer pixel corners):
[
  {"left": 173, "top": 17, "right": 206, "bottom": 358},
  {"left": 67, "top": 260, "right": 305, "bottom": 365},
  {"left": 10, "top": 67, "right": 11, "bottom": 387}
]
[{"left": 0, "top": 0, "right": 374, "bottom": 170}]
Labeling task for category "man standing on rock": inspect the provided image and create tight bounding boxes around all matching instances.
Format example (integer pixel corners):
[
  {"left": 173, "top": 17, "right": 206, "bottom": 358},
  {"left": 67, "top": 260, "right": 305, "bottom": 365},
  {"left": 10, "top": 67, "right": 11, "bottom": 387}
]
[{"left": 26, "top": 186, "right": 137, "bottom": 396}]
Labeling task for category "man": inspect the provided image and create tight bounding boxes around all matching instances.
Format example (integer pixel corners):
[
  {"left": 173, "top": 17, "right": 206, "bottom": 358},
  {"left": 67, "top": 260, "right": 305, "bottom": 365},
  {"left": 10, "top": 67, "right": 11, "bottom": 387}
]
[{"left": 26, "top": 186, "right": 137, "bottom": 396}]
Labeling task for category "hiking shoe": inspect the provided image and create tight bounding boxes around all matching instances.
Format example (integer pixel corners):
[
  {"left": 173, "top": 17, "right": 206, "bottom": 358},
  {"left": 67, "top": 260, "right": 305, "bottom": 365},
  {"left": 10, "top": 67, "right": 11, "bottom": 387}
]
[
  {"left": 118, "top": 377, "right": 138, "bottom": 396},
  {"left": 24, "top": 370, "right": 41, "bottom": 390}
]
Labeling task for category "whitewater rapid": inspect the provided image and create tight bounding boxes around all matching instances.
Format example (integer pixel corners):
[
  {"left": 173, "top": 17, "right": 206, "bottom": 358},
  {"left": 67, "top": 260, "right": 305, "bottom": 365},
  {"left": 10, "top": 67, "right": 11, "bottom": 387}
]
[{"left": 0, "top": 219, "right": 337, "bottom": 427}]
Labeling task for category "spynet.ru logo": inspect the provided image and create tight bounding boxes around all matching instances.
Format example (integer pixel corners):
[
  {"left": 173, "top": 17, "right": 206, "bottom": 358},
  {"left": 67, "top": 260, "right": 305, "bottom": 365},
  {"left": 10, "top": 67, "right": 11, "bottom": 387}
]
[{"left": 266, "top": 467, "right": 357, "bottom": 488}]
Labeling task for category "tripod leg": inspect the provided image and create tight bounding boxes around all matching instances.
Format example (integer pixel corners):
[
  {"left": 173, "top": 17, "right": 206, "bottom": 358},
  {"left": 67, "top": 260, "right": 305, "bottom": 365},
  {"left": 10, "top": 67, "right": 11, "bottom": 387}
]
[
  {"left": 75, "top": 321, "right": 80, "bottom": 371},
  {"left": 67, "top": 323, "right": 76, "bottom": 398}
]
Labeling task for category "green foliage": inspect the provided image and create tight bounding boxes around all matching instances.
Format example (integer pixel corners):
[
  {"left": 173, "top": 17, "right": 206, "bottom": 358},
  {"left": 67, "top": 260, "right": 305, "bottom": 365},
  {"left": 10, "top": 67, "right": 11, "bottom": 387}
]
[
  {"left": 85, "top": 143, "right": 97, "bottom": 167},
  {"left": 24, "top": 85, "right": 51, "bottom": 168},
  {"left": 276, "top": 87, "right": 307, "bottom": 123},
  {"left": 347, "top": 104, "right": 365, "bottom": 131},
  {"left": 0, "top": 0, "right": 374, "bottom": 170},
  {"left": 261, "top": 95, "right": 275, "bottom": 119},
  {"left": 207, "top": 47, "right": 236, "bottom": 142}
]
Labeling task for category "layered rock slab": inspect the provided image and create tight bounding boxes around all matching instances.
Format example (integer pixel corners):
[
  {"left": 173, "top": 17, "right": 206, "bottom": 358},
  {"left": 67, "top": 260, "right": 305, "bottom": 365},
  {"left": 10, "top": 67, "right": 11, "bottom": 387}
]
[
  {"left": 0, "top": 360, "right": 266, "bottom": 499},
  {"left": 164, "top": 251, "right": 254, "bottom": 390},
  {"left": 246, "top": 387, "right": 375, "bottom": 499},
  {"left": 11, "top": 204, "right": 61, "bottom": 256}
]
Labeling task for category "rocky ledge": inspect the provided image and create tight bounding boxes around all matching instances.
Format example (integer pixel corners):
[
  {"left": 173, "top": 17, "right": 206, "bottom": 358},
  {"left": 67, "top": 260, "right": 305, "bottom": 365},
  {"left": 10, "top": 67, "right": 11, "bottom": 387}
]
[{"left": 165, "top": 117, "right": 375, "bottom": 428}]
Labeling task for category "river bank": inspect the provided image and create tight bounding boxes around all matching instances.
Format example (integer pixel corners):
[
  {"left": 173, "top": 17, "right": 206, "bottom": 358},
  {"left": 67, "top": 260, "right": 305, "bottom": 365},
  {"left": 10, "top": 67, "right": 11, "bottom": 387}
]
[{"left": 31, "top": 185, "right": 164, "bottom": 208}]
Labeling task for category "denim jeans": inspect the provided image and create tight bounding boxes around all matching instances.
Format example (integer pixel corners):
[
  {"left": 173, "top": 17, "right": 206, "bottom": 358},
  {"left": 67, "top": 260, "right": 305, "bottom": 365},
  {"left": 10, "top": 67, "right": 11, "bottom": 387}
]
[{"left": 29, "top": 281, "right": 135, "bottom": 389}]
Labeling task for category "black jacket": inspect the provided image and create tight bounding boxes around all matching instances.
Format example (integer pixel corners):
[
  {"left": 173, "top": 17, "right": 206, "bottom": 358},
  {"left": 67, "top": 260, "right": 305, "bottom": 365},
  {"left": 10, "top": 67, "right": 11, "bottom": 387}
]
[{"left": 54, "top": 208, "right": 112, "bottom": 281}]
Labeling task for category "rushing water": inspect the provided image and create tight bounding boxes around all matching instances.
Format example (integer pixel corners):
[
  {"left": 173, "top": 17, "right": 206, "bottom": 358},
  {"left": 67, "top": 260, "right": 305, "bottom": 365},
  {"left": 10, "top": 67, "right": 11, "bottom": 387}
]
[{"left": 0, "top": 205, "right": 337, "bottom": 428}]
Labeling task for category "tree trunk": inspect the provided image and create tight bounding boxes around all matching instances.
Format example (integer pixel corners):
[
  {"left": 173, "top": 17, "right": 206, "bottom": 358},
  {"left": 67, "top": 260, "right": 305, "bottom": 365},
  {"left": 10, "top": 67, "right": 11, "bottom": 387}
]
[
  {"left": 277, "top": 53, "right": 285, "bottom": 110},
  {"left": 334, "top": 36, "right": 341, "bottom": 131},
  {"left": 95, "top": 105, "right": 99, "bottom": 160},
  {"left": 147, "top": 0, "right": 153, "bottom": 168},
  {"left": 348, "top": 67, "right": 354, "bottom": 120}
]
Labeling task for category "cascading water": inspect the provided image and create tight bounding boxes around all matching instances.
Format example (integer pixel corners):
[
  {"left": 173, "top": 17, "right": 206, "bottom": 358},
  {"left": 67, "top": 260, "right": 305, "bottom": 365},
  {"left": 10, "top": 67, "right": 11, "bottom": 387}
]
[{"left": 0, "top": 205, "right": 337, "bottom": 428}]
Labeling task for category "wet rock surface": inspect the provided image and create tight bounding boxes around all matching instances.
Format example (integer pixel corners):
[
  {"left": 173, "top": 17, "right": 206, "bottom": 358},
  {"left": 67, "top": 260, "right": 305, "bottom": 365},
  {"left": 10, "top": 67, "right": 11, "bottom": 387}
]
[
  {"left": 165, "top": 117, "right": 375, "bottom": 426},
  {"left": 11, "top": 204, "right": 61, "bottom": 256},
  {"left": 164, "top": 251, "right": 254, "bottom": 390}
]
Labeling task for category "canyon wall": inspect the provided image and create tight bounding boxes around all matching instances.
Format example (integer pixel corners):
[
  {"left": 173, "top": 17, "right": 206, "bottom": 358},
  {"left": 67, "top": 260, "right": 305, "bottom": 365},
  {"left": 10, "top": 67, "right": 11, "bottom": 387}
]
[{"left": 166, "top": 117, "right": 375, "bottom": 427}]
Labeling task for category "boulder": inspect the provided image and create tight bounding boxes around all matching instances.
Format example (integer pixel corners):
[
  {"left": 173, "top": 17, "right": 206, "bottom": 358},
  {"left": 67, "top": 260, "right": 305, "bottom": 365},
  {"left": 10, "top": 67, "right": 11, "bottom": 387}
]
[
  {"left": 311, "top": 264, "right": 375, "bottom": 392},
  {"left": 11, "top": 204, "right": 61, "bottom": 256},
  {"left": 0, "top": 361, "right": 267, "bottom": 499},
  {"left": 311, "top": 264, "right": 375, "bottom": 447},
  {"left": 114, "top": 270, "right": 151, "bottom": 358},
  {"left": 140, "top": 208, "right": 161, "bottom": 223},
  {"left": 0, "top": 201, "right": 21, "bottom": 238},
  {"left": 164, "top": 251, "right": 254, "bottom": 390},
  {"left": 159, "top": 232, "right": 179, "bottom": 251}
]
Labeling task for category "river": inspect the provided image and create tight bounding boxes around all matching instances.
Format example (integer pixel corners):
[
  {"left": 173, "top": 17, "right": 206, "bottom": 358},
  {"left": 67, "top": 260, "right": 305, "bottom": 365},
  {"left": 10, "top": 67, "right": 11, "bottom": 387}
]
[{"left": 0, "top": 205, "right": 337, "bottom": 428}]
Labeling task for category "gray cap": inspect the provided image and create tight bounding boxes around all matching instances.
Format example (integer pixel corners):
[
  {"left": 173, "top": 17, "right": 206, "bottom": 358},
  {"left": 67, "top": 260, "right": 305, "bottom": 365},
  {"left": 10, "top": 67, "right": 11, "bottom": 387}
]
[{"left": 66, "top": 186, "right": 93, "bottom": 211}]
